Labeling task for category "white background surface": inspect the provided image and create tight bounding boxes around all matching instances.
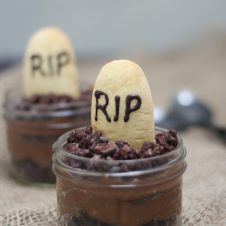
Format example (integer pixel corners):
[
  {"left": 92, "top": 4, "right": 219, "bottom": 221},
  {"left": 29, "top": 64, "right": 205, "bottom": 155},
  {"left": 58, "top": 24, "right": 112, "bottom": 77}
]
[{"left": 1, "top": 0, "right": 226, "bottom": 58}]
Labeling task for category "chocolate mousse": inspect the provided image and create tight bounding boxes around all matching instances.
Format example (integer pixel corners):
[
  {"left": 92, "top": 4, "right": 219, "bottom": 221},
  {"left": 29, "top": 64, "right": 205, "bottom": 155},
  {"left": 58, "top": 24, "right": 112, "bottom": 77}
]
[
  {"left": 58, "top": 126, "right": 181, "bottom": 225},
  {"left": 54, "top": 126, "right": 184, "bottom": 226},
  {"left": 4, "top": 90, "right": 91, "bottom": 182}
]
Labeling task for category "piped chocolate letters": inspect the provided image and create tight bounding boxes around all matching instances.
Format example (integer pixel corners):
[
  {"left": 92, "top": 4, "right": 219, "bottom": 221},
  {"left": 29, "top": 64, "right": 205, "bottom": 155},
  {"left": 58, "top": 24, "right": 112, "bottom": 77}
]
[
  {"left": 124, "top": 95, "right": 142, "bottom": 122},
  {"left": 31, "top": 54, "right": 45, "bottom": 76},
  {"left": 94, "top": 90, "right": 142, "bottom": 123},
  {"left": 114, "top": 96, "right": 120, "bottom": 121},
  {"left": 23, "top": 27, "right": 80, "bottom": 98},
  {"left": 31, "top": 51, "right": 70, "bottom": 77},
  {"left": 94, "top": 90, "right": 111, "bottom": 122}
]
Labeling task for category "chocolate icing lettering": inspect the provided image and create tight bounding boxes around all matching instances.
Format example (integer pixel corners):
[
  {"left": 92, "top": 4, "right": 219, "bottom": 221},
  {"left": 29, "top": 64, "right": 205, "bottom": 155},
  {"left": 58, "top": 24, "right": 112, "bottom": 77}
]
[
  {"left": 114, "top": 96, "right": 120, "bottom": 121},
  {"left": 95, "top": 90, "right": 111, "bottom": 122},
  {"left": 57, "top": 51, "right": 70, "bottom": 75},
  {"left": 124, "top": 95, "right": 142, "bottom": 122},
  {"left": 31, "top": 54, "right": 46, "bottom": 77},
  {"left": 47, "top": 55, "right": 53, "bottom": 76},
  {"left": 31, "top": 51, "right": 70, "bottom": 77},
  {"left": 94, "top": 91, "right": 141, "bottom": 123}
]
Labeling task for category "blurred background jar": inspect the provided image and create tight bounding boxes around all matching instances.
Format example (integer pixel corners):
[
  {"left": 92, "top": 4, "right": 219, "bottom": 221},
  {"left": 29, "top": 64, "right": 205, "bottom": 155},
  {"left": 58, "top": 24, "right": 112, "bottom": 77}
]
[{"left": 3, "top": 88, "right": 91, "bottom": 183}]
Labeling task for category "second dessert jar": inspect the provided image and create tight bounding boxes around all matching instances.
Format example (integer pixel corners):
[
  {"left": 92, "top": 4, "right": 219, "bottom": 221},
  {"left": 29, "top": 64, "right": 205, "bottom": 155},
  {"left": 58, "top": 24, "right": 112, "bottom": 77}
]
[{"left": 4, "top": 27, "right": 91, "bottom": 183}]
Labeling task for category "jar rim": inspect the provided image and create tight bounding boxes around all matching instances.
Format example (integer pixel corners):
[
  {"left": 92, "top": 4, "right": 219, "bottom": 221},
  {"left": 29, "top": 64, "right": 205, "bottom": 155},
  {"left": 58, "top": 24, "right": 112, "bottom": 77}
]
[
  {"left": 52, "top": 127, "right": 187, "bottom": 179},
  {"left": 3, "top": 88, "right": 91, "bottom": 120}
]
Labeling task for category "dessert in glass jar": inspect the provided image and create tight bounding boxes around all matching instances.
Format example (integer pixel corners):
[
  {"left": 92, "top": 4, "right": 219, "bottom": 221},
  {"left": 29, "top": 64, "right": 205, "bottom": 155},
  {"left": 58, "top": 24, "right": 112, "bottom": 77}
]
[
  {"left": 4, "top": 90, "right": 91, "bottom": 183},
  {"left": 53, "top": 60, "right": 187, "bottom": 225},
  {"left": 4, "top": 27, "right": 91, "bottom": 183}
]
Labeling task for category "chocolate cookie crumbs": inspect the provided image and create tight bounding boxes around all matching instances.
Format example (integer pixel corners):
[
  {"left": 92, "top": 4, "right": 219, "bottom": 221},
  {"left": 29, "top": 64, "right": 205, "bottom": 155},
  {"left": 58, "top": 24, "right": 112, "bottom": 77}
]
[
  {"left": 12, "top": 159, "right": 55, "bottom": 183},
  {"left": 16, "top": 89, "right": 92, "bottom": 111},
  {"left": 64, "top": 126, "right": 178, "bottom": 161},
  {"left": 60, "top": 210, "right": 178, "bottom": 226}
]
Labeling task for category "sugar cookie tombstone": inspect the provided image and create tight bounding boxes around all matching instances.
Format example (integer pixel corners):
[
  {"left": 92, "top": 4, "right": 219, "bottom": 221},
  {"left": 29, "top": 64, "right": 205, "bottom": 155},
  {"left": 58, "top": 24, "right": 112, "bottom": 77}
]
[
  {"left": 23, "top": 27, "right": 80, "bottom": 98},
  {"left": 91, "top": 60, "right": 154, "bottom": 149}
]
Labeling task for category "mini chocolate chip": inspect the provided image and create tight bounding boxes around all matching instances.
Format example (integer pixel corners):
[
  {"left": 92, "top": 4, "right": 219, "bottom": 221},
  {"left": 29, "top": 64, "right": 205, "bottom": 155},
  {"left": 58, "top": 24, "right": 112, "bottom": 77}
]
[
  {"left": 67, "top": 136, "right": 76, "bottom": 143},
  {"left": 85, "top": 126, "right": 93, "bottom": 134},
  {"left": 155, "top": 133, "right": 167, "bottom": 144},
  {"left": 65, "top": 143, "right": 79, "bottom": 154},
  {"left": 94, "top": 142, "right": 118, "bottom": 156},
  {"left": 76, "top": 149, "right": 90, "bottom": 157},
  {"left": 79, "top": 137, "right": 91, "bottom": 148},
  {"left": 141, "top": 142, "right": 155, "bottom": 150}
]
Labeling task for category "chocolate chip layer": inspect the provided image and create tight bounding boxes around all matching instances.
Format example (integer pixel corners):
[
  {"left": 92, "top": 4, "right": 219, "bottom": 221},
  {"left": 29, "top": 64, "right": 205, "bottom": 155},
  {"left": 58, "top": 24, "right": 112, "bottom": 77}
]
[
  {"left": 64, "top": 126, "right": 178, "bottom": 161},
  {"left": 16, "top": 89, "right": 91, "bottom": 111},
  {"left": 12, "top": 159, "right": 55, "bottom": 183}
]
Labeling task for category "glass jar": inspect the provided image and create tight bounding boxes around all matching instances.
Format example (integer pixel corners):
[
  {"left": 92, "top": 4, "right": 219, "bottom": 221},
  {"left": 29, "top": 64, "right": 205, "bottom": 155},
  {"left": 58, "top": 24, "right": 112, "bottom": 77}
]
[
  {"left": 53, "top": 128, "right": 187, "bottom": 226},
  {"left": 3, "top": 89, "right": 91, "bottom": 183}
]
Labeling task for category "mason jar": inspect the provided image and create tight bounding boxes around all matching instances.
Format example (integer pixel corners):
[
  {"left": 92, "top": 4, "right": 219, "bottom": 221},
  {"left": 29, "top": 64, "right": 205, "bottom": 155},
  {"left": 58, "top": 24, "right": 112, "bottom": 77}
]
[
  {"left": 3, "top": 89, "right": 91, "bottom": 183},
  {"left": 52, "top": 128, "right": 187, "bottom": 226}
]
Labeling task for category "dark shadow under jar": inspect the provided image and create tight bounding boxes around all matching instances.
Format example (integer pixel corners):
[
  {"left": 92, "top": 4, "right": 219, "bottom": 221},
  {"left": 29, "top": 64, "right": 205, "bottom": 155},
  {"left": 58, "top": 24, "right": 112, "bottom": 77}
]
[
  {"left": 53, "top": 128, "right": 187, "bottom": 226},
  {"left": 3, "top": 89, "right": 91, "bottom": 183}
]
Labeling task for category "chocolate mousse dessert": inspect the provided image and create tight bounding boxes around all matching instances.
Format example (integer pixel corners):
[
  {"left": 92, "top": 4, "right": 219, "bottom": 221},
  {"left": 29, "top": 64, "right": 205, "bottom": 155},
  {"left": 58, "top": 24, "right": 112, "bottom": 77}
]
[
  {"left": 53, "top": 60, "right": 187, "bottom": 225},
  {"left": 4, "top": 27, "right": 91, "bottom": 183}
]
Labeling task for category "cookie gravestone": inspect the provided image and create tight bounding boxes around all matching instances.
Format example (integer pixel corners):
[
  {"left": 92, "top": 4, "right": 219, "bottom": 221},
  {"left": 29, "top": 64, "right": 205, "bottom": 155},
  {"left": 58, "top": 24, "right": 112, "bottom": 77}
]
[
  {"left": 23, "top": 27, "right": 80, "bottom": 98},
  {"left": 91, "top": 60, "right": 154, "bottom": 149}
]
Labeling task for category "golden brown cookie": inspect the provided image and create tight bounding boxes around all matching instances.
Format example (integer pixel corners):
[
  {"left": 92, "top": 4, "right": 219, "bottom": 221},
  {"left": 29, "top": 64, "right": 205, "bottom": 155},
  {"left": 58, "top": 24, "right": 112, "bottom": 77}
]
[
  {"left": 23, "top": 27, "right": 80, "bottom": 98},
  {"left": 91, "top": 60, "right": 154, "bottom": 149}
]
